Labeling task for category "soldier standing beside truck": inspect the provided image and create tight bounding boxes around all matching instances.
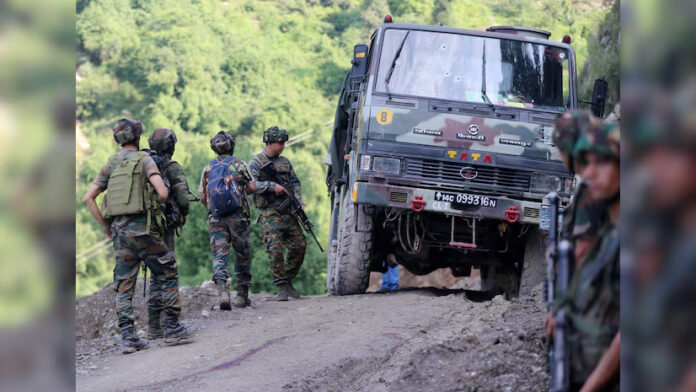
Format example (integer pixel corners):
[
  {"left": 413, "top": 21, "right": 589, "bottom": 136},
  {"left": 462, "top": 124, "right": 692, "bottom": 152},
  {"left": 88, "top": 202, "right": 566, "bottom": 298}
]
[
  {"left": 199, "top": 131, "right": 256, "bottom": 310},
  {"left": 248, "top": 126, "right": 307, "bottom": 301}
]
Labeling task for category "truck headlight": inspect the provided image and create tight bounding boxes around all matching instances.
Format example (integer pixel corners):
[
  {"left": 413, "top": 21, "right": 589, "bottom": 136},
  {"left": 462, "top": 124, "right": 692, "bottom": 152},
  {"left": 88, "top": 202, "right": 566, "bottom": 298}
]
[
  {"left": 372, "top": 157, "right": 401, "bottom": 174},
  {"left": 530, "top": 173, "right": 561, "bottom": 193}
]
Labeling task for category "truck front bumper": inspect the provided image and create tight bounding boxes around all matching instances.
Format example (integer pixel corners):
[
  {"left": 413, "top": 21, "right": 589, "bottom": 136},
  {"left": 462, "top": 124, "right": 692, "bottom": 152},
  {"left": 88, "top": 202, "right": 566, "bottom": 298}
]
[{"left": 352, "top": 181, "right": 555, "bottom": 228}]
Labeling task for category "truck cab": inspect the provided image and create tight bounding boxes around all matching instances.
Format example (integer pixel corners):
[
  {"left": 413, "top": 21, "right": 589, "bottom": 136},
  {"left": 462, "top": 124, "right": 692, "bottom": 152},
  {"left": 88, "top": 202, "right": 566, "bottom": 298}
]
[{"left": 326, "top": 21, "right": 579, "bottom": 296}]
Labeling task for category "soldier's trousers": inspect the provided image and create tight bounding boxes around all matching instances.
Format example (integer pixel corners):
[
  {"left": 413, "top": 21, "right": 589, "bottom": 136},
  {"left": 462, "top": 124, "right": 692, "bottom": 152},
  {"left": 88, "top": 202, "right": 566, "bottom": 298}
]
[
  {"left": 209, "top": 212, "right": 251, "bottom": 287},
  {"left": 259, "top": 209, "right": 306, "bottom": 286},
  {"left": 112, "top": 231, "right": 181, "bottom": 328},
  {"left": 147, "top": 228, "right": 176, "bottom": 318}
]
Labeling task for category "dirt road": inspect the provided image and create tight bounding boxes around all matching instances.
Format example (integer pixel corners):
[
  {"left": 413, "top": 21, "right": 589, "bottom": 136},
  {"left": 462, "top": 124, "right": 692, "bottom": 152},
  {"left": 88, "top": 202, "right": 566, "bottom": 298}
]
[{"left": 76, "top": 284, "right": 548, "bottom": 392}]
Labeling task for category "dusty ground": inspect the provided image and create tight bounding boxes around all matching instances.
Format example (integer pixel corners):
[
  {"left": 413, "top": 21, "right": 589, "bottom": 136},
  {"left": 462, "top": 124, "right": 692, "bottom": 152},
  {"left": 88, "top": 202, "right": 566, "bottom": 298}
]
[{"left": 76, "top": 279, "right": 548, "bottom": 392}]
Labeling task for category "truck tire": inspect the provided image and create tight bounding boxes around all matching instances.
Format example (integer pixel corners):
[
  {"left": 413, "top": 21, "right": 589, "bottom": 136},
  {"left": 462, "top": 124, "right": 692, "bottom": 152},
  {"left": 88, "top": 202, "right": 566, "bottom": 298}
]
[
  {"left": 335, "top": 192, "right": 374, "bottom": 295},
  {"left": 518, "top": 226, "right": 547, "bottom": 297}
]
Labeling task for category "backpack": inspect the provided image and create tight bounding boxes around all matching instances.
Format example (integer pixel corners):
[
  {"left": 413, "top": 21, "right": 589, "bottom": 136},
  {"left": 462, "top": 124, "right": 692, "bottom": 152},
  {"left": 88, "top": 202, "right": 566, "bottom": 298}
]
[
  {"left": 206, "top": 156, "right": 244, "bottom": 217},
  {"left": 148, "top": 152, "right": 182, "bottom": 229},
  {"left": 101, "top": 151, "right": 165, "bottom": 234}
]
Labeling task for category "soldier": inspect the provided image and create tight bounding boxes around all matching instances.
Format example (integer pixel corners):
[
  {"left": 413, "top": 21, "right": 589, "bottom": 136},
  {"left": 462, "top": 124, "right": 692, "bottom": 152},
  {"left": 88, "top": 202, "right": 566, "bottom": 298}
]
[
  {"left": 248, "top": 126, "right": 307, "bottom": 301},
  {"left": 144, "top": 128, "right": 190, "bottom": 339},
  {"left": 552, "top": 110, "right": 607, "bottom": 261},
  {"left": 83, "top": 118, "right": 196, "bottom": 354},
  {"left": 556, "top": 120, "right": 621, "bottom": 391},
  {"left": 199, "top": 131, "right": 256, "bottom": 310}
]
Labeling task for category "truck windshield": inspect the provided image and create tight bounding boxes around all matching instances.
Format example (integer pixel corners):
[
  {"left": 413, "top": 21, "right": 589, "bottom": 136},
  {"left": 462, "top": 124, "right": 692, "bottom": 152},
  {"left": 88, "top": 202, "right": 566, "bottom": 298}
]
[{"left": 375, "top": 29, "right": 571, "bottom": 111}]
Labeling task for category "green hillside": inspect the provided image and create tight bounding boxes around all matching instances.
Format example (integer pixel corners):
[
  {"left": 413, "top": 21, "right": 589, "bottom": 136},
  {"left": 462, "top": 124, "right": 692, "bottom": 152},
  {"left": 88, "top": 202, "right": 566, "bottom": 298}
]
[{"left": 76, "top": 0, "right": 617, "bottom": 296}]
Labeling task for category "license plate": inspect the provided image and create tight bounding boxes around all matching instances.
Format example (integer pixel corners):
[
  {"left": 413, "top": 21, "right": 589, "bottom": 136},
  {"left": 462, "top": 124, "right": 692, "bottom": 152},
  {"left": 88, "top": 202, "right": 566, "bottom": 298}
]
[{"left": 434, "top": 191, "right": 497, "bottom": 209}]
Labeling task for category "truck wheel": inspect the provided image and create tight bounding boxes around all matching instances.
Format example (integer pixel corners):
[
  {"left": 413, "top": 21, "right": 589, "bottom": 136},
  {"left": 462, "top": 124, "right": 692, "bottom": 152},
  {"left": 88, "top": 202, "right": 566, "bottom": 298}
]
[
  {"left": 335, "top": 192, "right": 374, "bottom": 295},
  {"left": 480, "top": 265, "right": 517, "bottom": 297},
  {"left": 518, "top": 226, "right": 547, "bottom": 297}
]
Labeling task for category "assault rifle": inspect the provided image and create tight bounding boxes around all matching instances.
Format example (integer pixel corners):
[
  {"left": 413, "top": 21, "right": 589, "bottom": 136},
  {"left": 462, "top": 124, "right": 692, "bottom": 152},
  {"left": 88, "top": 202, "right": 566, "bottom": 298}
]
[
  {"left": 550, "top": 240, "right": 571, "bottom": 392},
  {"left": 260, "top": 162, "right": 324, "bottom": 252}
]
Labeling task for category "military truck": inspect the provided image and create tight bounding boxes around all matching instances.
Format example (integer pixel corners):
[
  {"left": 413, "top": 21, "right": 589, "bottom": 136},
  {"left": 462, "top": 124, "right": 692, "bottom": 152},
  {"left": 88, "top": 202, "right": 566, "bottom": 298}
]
[{"left": 325, "top": 19, "right": 607, "bottom": 297}]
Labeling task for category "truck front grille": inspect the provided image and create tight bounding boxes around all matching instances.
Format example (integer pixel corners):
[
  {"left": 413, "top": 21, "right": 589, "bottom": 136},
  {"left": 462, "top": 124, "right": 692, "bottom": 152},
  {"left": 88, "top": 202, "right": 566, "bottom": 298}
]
[{"left": 404, "top": 158, "right": 532, "bottom": 194}]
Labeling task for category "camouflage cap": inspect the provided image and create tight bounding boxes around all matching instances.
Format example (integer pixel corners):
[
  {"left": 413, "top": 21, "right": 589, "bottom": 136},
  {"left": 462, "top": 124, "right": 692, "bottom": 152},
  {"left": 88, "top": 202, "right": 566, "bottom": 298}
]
[
  {"left": 263, "top": 126, "right": 289, "bottom": 144},
  {"left": 553, "top": 110, "right": 599, "bottom": 157},
  {"left": 573, "top": 120, "right": 620, "bottom": 161},
  {"left": 210, "top": 131, "right": 236, "bottom": 155},
  {"left": 113, "top": 118, "right": 143, "bottom": 145},
  {"left": 148, "top": 128, "right": 177, "bottom": 156}
]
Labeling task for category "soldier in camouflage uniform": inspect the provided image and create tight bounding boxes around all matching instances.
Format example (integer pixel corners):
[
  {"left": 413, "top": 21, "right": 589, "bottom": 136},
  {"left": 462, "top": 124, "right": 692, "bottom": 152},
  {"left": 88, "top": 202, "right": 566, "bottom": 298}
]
[
  {"left": 83, "top": 118, "right": 196, "bottom": 354},
  {"left": 554, "top": 120, "right": 621, "bottom": 391},
  {"left": 248, "top": 126, "right": 306, "bottom": 301},
  {"left": 199, "top": 131, "right": 256, "bottom": 310},
  {"left": 552, "top": 111, "right": 607, "bottom": 262},
  {"left": 144, "top": 128, "right": 190, "bottom": 339}
]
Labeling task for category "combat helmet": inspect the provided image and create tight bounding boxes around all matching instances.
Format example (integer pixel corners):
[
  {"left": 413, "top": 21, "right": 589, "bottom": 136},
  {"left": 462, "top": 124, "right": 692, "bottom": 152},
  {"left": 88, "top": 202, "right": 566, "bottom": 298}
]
[
  {"left": 148, "top": 128, "right": 178, "bottom": 156},
  {"left": 574, "top": 120, "right": 620, "bottom": 162},
  {"left": 113, "top": 118, "right": 143, "bottom": 146},
  {"left": 210, "top": 131, "right": 236, "bottom": 155},
  {"left": 553, "top": 110, "right": 599, "bottom": 157},
  {"left": 263, "top": 126, "right": 289, "bottom": 144}
]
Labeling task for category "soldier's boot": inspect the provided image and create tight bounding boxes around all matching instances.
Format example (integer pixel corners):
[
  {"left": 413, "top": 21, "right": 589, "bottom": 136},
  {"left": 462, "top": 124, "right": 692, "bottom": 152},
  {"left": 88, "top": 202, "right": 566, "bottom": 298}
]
[
  {"left": 233, "top": 285, "right": 251, "bottom": 308},
  {"left": 147, "top": 310, "right": 164, "bottom": 340},
  {"left": 275, "top": 283, "right": 289, "bottom": 301},
  {"left": 120, "top": 325, "right": 149, "bottom": 354},
  {"left": 287, "top": 281, "right": 300, "bottom": 299},
  {"left": 163, "top": 313, "right": 197, "bottom": 344},
  {"left": 216, "top": 279, "right": 232, "bottom": 311}
]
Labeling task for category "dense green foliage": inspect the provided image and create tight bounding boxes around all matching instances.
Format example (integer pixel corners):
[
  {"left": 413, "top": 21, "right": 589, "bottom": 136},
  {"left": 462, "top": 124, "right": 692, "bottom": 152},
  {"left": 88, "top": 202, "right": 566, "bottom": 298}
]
[{"left": 76, "top": 0, "right": 616, "bottom": 297}]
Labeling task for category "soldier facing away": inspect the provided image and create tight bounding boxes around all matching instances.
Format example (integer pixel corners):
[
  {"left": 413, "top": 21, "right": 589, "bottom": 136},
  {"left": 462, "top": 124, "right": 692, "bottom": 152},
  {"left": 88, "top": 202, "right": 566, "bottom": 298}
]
[
  {"left": 83, "top": 118, "right": 196, "bottom": 354},
  {"left": 248, "top": 126, "right": 307, "bottom": 301},
  {"left": 199, "top": 131, "right": 256, "bottom": 310},
  {"left": 143, "top": 128, "right": 190, "bottom": 339}
]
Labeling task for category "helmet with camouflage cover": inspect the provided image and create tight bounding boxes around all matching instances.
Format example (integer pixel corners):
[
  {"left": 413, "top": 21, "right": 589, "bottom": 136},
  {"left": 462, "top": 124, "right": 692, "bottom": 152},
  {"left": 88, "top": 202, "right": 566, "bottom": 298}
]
[
  {"left": 553, "top": 110, "right": 599, "bottom": 157},
  {"left": 148, "top": 128, "right": 178, "bottom": 156},
  {"left": 263, "top": 126, "right": 289, "bottom": 144},
  {"left": 113, "top": 118, "right": 143, "bottom": 146},
  {"left": 573, "top": 120, "right": 620, "bottom": 161},
  {"left": 210, "top": 131, "right": 236, "bottom": 155}
]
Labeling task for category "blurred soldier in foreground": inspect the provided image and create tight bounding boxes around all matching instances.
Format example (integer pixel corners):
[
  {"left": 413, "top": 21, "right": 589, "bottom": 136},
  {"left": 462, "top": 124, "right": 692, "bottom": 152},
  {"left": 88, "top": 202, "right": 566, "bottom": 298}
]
[
  {"left": 199, "top": 131, "right": 256, "bottom": 310},
  {"left": 83, "top": 118, "right": 196, "bottom": 353},
  {"left": 143, "top": 128, "right": 190, "bottom": 339},
  {"left": 248, "top": 126, "right": 307, "bottom": 301}
]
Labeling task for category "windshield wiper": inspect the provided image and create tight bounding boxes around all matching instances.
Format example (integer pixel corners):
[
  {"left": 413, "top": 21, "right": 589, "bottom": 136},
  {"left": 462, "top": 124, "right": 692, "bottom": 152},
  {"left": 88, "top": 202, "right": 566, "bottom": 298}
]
[
  {"left": 481, "top": 40, "right": 494, "bottom": 109},
  {"left": 384, "top": 31, "right": 410, "bottom": 99}
]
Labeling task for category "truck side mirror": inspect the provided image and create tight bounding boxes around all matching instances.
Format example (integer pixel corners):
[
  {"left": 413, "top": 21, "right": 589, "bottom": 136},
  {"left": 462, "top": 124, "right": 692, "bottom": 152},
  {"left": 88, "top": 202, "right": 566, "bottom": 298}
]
[
  {"left": 350, "top": 44, "right": 368, "bottom": 84},
  {"left": 590, "top": 78, "right": 608, "bottom": 118}
]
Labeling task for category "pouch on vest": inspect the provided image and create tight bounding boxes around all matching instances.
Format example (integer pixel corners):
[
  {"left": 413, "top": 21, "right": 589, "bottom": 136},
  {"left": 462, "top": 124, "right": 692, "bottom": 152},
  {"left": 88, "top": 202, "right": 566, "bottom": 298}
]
[{"left": 207, "top": 156, "right": 244, "bottom": 217}]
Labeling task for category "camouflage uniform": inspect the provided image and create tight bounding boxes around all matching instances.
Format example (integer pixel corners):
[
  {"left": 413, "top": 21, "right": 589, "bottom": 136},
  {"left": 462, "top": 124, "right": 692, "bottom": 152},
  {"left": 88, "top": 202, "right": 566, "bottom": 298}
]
[
  {"left": 557, "top": 120, "right": 621, "bottom": 390},
  {"left": 199, "top": 155, "right": 252, "bottom": 288},
  {"left": 248, "top": 150, "right": 307, "bottom": 287},
  {"left": 146, "top": 151, "right": 190, "bottom": 335},
  {"left": 93, "top": 149, "right": 182, "bottom": 331}
]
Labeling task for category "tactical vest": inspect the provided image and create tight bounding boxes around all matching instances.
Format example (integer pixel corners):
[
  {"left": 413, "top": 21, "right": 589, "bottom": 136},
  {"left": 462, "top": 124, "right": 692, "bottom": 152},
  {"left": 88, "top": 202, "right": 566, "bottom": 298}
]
[
  {"left": 149, "top": 153, "right": 183, "bottom": 230},
  {"left": 252, "top": 153, "right": 292, "bottom": 211},
  {"left": 101, "top": 151, "right": 165, "bottom": 234}
]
